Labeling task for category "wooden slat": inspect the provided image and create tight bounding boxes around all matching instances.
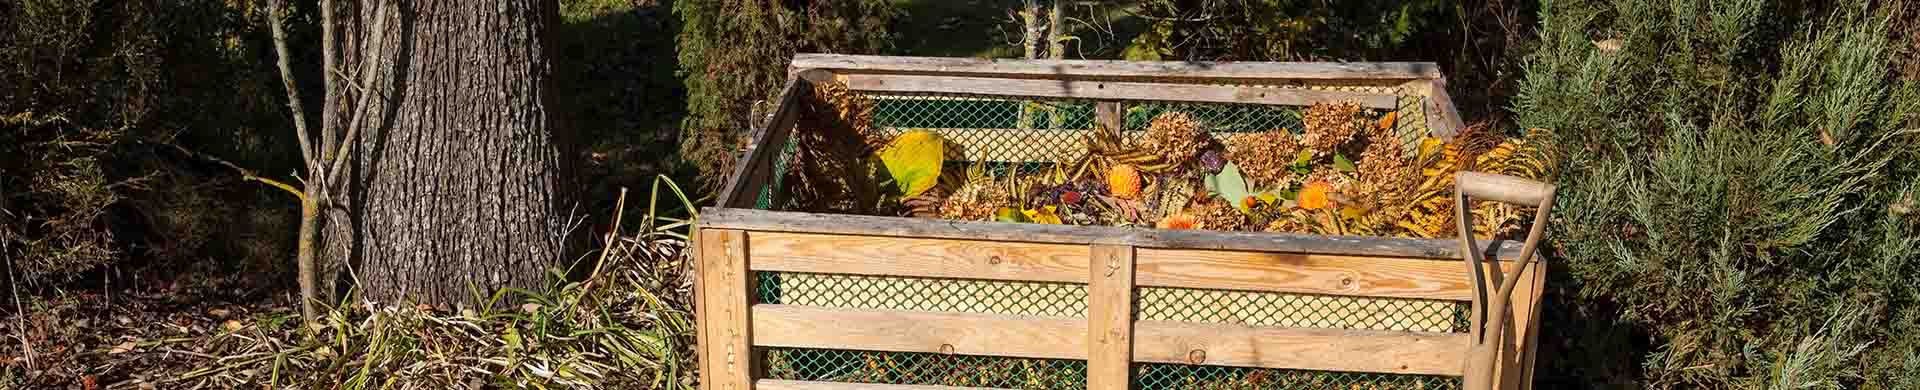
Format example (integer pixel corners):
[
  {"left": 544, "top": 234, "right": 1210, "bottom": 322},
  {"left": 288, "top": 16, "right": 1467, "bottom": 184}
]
[
  {"left": 793, "top": 54, "right": 1443, "bottom": 80},
  {"left": 846, "top": 74, "right": 1398, "bottom": 109},
  {"left": 1086, "top": 245, "right": 1135, "bottom": 390},
  {"left": 1134, "top": 320, "right": 1470, "bottom": 376},
  {"left": 700, "top": 208, "right": 1531, "bottom": 261},
  {"left": 695, "top": 228, "right": 712, "bottom": 390},
  {"left": 1425, "top": 77, "right": 1465, "bottom": 139},
  {"left": 753, "top": 305, "right": 1468, "bottom": 375},
  {"left": 1136, "top": 248, "right": 1510, "bottom": 301},
  {"left": 718, "top": 77, "right": 806, "bottom": 208},
  {"left": 752, "top": 305, "right": 1086, "bottom": 360},
  {"left": 1499, "top": 261, "right": 1547, "bottom": 390},
  {"left": 701, "top": 230, "right": 754, "bottom": 390},
  {"left": 749, "top": 231, "right": 1090, "bottom": 283},
  {"left": 756, "top": 380, "right": 1008, "bottom": 390}
]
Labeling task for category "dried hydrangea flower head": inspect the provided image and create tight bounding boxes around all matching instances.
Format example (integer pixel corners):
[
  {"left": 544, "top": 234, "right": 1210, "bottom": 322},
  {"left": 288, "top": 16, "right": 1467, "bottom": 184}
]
[
  {"left": 1141, "top": 112, "right": 1211, "bottom": 167},
  {"left": 1225, "top": 129, "right": 1300, "bottom": 187},
  {"left": 1300, "top": 101, "right": 1365, "bottom": 153}
]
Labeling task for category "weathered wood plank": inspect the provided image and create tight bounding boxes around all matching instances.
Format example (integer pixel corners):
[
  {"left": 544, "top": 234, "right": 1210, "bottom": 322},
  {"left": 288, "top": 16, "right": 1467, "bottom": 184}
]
[
  {"left": 845, "top": 74, "right": 1398, "bottom": 109},
  {"left": 1136, "top": 248, "right": 1509, "bottom": 301},
  {"left": 752, "top": 305, "right": 1470, "bottom": 375},
  {"left": 701, "top": 230, "right": 754, "bottom": 390},
  {"left": 752, "top": 305, "right": 1086, "bottom": 360},
  {"left": 793, "top": 54, "right": 1443, "bottom": 80},
  {"left": 1500, "top": 261, "right": 1546, "bottom": 390},
  {"left": 1425, "top": 77, "right": 1465, "bottom": 139},
  {"left": 756, "top": 380, "right": 1009, "bottom": 390},
  {"left": 749, "top": 231, "right": 1090, "bottom": 283},
  {"left": 1134, "top": 320, "right": 1470, "bottom": 376},
  {"left": 717, "top": 77, "right": 807, "bottom": 208},
  {"left": 1086, "top": 245, "right": 1135, "bottom": 390},
  {"left": 700, "top": 208, "right": 1530, "bottom": 261}
]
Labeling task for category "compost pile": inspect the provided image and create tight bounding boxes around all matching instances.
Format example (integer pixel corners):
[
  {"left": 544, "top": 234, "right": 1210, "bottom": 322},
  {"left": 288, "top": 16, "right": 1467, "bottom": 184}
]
[{"left": 780, "top": 82, "right": 1553, "bottom": 239}]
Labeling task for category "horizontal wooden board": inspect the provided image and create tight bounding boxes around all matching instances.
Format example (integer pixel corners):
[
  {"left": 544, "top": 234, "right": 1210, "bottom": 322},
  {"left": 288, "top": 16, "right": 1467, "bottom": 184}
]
[
  {"left": 752, "top": 305, "right": 1470, "bottom": 375},
  {"left": 757, "top": 380, "right": 1008, "bottom": 390},
  {"left": 750, "top": 231, "right": 1091, "bottom": 283},
  {"left": 1134, "top": 320, "right": 1470, "bottom": 376},
  {"left": 846, "top": 74, "right": 1398, "bottom": 109},
  {"left": 700, "top": 208, "right": 1532, "bottom": 261},
  {"left": 718, "top": 77, "right": 806, "bottom": 208},
  {"left": 1136, "top": 249, "right": 1510, "bottom": 301},
  {"left": 752, "top": 305, "right": 1086, "bottom": 360},
  {"left": 793, "top": 54, "right": 1443, "bottom": 80}
]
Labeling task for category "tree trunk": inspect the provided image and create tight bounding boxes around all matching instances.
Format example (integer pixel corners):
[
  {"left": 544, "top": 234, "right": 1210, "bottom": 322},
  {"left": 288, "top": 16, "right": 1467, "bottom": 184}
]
[{"left": 324, "top": 0, "right": 568, "bottom": 309}]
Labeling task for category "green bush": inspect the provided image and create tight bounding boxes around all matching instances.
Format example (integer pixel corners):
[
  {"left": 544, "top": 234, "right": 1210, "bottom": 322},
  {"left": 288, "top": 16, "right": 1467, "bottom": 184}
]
[
  {"left": 1517, "top": 0, "right": 1920, "bottom": 388},
  {"left": 673, "top": 0, "right": 898, "bottom": 190},
  {"left": 0, "top": 0, "right": 303, "bottom": 284}
]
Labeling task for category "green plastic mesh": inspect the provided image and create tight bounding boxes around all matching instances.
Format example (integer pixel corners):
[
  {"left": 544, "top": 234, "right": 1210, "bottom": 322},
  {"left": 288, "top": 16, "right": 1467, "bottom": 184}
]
[
  {"left": 768, "top": 348, "right": 1088, "bottom": 390},
  {"left": 749, "top": 84, "right": 1462, "bottom": 389},
  {"left": 1133, "top": 364, "right": 1459, "bottom": 390},
  {"left": 1137, "top": 286, "right": 1469, "bottom": 333},
  {"left": 758, "top": 272, "right": 1087, "bottom": 317}
]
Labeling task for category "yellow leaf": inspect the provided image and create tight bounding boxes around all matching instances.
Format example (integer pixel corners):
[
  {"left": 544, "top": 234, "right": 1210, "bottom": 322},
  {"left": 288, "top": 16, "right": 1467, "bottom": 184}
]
[
  {"left": 1339, "top": 206, "right": 1368, "bottom": 220},
  {"left": 878, "top": 130, "right": 947, "bottom": 198},
  {"left": 1023, "top": 206, "right": 1064, "bottom": 224}
]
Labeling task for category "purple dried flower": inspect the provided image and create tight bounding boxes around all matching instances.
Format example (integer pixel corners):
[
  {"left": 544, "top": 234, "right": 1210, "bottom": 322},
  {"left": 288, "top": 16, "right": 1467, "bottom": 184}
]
[{"left": 1199, "top": 149, "right": 1227, "bottom": 174}]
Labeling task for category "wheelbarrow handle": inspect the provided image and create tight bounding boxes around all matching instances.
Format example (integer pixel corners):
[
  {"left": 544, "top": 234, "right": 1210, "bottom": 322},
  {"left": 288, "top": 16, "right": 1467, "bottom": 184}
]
[
  {"left": 1456, "top": 171, "right": 1555, "bottom": 207},
  {"left": 1456, "top": 171, "right": 1555, "bottom": 390}
]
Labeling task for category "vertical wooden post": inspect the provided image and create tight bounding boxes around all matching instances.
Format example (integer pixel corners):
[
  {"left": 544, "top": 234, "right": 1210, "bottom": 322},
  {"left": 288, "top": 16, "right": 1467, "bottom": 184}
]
[
  {"left": 1087, "top": 244, "right": 1136, "bottom": 390},
  {"left": 699, "top": 229, "right": 753, "bottom": 390},
  {"left": 1499, "top": 260, "right": 1547, "bottom": 390},
  {"left": 1096, "top": 101, "right": 1126, "bottom": 131}
]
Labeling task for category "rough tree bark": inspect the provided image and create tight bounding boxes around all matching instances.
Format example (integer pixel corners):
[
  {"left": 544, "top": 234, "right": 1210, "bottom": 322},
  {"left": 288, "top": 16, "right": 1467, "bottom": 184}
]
[{"left": 323, "top": 0, "right": 569, "bottom": 309}]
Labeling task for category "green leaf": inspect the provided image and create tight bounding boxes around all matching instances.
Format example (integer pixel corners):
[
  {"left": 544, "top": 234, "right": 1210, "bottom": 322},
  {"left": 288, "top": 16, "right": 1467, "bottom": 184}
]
[
  {"left": 878, "top": 130, "right": 946, "bottom": 198},
  {"left": 1333, "top": 153, "right": 1356, "bottom": 172},
  {"left": 1293, "top": 149, "right": 1316, "bottom": 165},
  {"left": 1206, "top": 162, "right": 1253, "bottom": 212}
]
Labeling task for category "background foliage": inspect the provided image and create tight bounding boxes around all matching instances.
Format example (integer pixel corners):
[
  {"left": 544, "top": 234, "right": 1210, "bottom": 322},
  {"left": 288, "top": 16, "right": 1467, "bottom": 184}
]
[
  {"left": 0, "top": 0, "right": 303, "bottom": 285},
  {"left": 674, "top": 0, "right": 899, "bottom": 190},
  {"left": 1516, "top": 0, "right": 1920, "bottom": 388}
]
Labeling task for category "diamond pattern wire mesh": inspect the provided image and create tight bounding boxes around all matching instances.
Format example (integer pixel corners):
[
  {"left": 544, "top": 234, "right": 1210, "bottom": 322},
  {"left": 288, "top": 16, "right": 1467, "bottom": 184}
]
[
  {"left": 1133, "top": 363, "right": 1460, "bottom": 390},
  {"left": 758, "top": 272, "right": 1088, "bottom": 317},
  {"left": 748, "top": 80, "right": 1461, "bottom": 389},
  {"left": 1137, "top": 286, "right": 1469, "bottom": 333},
  {"left": 767, "top": 348, "right": 1089, "bottom": 390}
]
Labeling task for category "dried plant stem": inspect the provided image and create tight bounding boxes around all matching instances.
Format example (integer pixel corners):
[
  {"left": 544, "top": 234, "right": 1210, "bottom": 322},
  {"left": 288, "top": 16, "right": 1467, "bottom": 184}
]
[
  {"left": 580, "top": 187, "right": 630, "bottom": 296},
  {"left": 6, "top": 242, "right": 31, "bottom": 371}
]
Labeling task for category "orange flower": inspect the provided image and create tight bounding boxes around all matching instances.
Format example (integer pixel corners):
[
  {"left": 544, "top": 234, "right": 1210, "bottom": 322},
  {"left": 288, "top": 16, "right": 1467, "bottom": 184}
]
[
  {"left": 1157, "top": 213, "right": 1203, "bottom": 230},
  {"left": 1298, "top": 181, "right": 1333, "bottom": 210},
  {"left": 1108, "top": 164, "right": 1143, "bottom": 200},
  {"left": 1377, "top": 111, "right": 1397, "bottom": 131}
]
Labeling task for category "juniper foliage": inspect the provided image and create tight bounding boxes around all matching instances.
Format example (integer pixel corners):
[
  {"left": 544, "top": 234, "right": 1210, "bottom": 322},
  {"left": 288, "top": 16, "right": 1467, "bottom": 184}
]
[
  {"left": 674, "top": 0, "right": 898, "bottom": 190},
  {"left": 1517, "top": 0, "right": 1920, "bottom": 388}
]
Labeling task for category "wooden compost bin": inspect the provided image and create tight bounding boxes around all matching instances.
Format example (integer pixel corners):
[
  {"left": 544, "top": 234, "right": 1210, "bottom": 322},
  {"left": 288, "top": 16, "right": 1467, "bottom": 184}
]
[{"left": 695, "top": 54, "right": 1545, "bottom": 390}]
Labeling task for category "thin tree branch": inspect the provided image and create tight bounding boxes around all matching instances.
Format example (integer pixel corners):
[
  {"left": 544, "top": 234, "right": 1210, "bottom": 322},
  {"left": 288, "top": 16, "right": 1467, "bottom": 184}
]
[
  {"left": 144, "top": 141, "right": 309, "bottom": 203},
  {"left": 326, "top": 0, "right": 391, "bottom": 194},
  {"left": 267, "top": 0, "right": 316, "bottom": 168},
  {"left": 318, "top": 0, "right": 338, "bottom": 180}
]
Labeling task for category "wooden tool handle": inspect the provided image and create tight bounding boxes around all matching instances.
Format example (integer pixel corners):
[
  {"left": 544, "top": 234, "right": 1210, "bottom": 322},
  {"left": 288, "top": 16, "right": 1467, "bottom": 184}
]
[{"left": 1455, "top": 171, "right": 1555, "bottom": 206}]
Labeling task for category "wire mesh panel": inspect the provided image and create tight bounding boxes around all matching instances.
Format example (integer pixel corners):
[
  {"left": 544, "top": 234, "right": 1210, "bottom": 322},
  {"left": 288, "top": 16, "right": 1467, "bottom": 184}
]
[
  {"left": 758, "top": 272, "right": 1088, "bottom": 317},
  {"left": 1133, "top": 364, "right": 1459, "bottom": 390},
  {"left": 767, "top": 348, "right": 1089, "bottom": 390},
  {"left": 1137, "top": 286, "right": 1469, "bottom": 333}
]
